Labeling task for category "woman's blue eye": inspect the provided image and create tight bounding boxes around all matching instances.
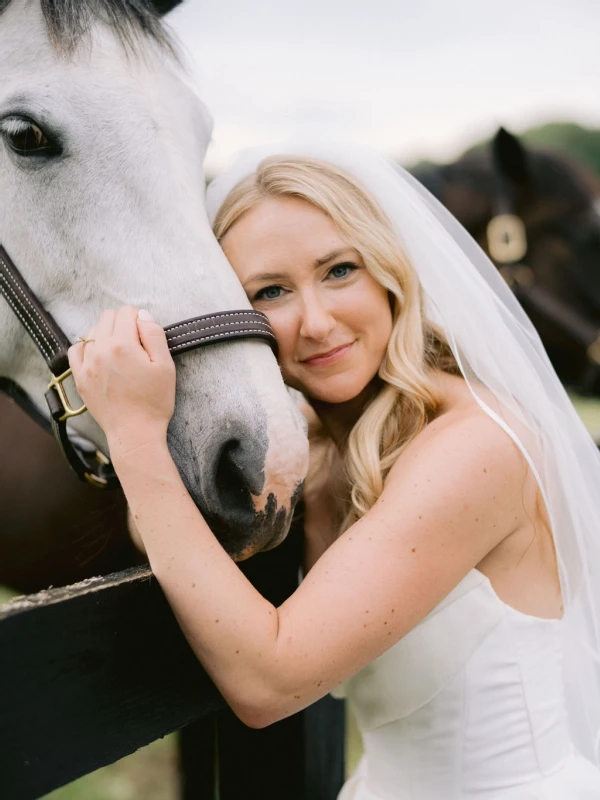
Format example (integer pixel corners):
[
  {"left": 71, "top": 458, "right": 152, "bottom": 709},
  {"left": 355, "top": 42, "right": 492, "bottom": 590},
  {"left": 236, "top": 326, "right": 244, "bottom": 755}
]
[
  {"left": 329, "top": 263, "right": 356, "bottom": 279},
  {"left": 257, "top": 285, "right": 282, "bottom": 300}
]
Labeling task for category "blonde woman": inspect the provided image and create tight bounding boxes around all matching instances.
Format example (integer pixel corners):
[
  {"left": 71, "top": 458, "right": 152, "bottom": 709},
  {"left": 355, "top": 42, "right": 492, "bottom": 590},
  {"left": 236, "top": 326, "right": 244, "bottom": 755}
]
[{"left": 69, "top": 142, "right": 600, "bottom": 798}]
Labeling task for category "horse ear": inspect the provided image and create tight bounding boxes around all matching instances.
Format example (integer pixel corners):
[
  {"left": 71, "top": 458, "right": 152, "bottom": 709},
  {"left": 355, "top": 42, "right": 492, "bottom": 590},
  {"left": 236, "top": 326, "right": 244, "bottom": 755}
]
[
  {"left": 149, "top": 0, "right": 183, "bottom": 16},
  {"left": 492, "top": 127, "right": 529, "bottom": 186}
]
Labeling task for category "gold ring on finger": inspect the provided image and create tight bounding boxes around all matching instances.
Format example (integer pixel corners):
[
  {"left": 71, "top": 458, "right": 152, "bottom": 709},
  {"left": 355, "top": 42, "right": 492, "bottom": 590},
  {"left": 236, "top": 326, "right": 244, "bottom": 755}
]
[{"left": 77, "top": 335, "right": 96, "bottom": 353}]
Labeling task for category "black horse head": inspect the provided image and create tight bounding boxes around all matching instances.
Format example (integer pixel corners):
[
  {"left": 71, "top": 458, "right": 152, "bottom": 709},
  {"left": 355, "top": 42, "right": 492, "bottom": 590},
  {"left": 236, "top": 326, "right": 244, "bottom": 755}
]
[{"left": 414, "top": 127, "right": 600, "bottom": 393}]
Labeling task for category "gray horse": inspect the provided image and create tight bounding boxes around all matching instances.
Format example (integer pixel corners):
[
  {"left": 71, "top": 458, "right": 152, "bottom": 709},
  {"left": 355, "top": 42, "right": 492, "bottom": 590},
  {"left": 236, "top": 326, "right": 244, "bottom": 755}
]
[{"left": 0, "top": 0, "right": 308, "bottom": 564}]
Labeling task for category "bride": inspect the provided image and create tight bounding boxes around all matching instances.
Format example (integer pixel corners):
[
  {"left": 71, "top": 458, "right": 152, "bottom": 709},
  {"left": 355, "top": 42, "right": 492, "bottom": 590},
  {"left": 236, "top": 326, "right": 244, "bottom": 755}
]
[{"left": 69, "top": 141, "right": 600, "bottom": 798}]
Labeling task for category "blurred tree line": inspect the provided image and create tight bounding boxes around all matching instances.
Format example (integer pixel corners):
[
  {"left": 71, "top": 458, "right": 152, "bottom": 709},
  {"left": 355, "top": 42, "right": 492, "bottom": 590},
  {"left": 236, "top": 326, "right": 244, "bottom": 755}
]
[{"left": 522, "top": 122, "right": 600, "bottom": 177}]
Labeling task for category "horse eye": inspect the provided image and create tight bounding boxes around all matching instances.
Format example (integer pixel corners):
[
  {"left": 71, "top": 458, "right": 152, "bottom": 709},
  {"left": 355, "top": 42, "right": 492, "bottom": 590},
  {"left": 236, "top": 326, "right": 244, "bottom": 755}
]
[{"left": 2, "top": 118, "right": 59, "bottom": 157}]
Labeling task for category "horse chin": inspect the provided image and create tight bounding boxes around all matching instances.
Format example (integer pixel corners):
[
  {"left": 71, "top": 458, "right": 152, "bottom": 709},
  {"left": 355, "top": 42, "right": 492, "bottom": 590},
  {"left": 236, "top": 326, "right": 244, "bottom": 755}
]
[
  {"left": 125, "top": 488, "right": 301, "bottom": 562},
  {"left": 206, "top": 480, "right": 304, "bottom": 562}
]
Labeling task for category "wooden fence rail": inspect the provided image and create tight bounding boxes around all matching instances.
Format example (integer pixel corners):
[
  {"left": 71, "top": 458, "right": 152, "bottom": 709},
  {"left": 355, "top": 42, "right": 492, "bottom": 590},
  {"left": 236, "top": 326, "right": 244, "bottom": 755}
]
[{"left": 0, "top": 527, "right": 345, "bottom": 800}]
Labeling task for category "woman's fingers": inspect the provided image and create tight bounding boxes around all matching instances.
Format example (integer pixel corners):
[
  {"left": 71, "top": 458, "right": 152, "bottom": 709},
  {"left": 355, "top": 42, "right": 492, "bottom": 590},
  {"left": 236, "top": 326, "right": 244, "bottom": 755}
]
[
  {"left": 96, "top": 309, "right": 117, "bottom": 339},
  {"left": 111, "top": 305, "right": 171, "bottom": 365},
  {"left": 136, "top": 309, "right": 171, "bottom": 365},
  {"left": 68, "top": 322, "right": 97, "bottom": 377},
  {"left": 113, "top": 305, "right": 141, "bottom": 348},
  {"left": 68, "top": 304, "right": 172, "bottom": 375},
  {"left": 68, "top": 340, "right": 83, "bottom": 375},
  {"left": 66, "top": 306, "right": 175, "bottom": 448}
]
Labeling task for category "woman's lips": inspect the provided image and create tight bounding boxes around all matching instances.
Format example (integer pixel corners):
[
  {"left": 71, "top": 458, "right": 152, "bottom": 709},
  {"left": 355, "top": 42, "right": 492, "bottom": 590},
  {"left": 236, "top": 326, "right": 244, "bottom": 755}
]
[{"left": 302, "top": 342, "right": 354, "bottom": 367}]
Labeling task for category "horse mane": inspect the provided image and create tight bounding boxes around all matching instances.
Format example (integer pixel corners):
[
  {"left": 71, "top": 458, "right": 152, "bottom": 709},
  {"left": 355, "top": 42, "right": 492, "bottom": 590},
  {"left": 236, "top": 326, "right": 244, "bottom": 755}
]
[{"left": 0, "top": 0, "right": 176, "bottom": 55}]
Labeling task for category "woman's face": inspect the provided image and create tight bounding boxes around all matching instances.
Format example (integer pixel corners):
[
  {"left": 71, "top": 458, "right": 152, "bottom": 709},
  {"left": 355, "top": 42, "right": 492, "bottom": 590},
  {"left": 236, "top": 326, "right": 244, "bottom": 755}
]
[{"left": 221, "top": 196, "right": 393, "bottom": 404}]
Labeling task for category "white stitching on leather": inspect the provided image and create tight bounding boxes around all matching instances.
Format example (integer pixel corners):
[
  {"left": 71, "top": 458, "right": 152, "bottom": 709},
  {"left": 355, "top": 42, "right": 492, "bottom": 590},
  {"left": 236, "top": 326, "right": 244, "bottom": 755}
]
[
  {"left": 0, "top": 271, "right": 55, "bottom": 360},
  {"left": 1, "top": 259, "right": 61, "bottom": 348},
  {"left": 169, "top": 329, "right": 276, "bottom": 351},
  {"left": 0, "top": 265, "right": 54, "bottom": 357},
  {"left": 0, "top": 274, "right": 53, "bottom": 359},
  {"left": 0, "top": 254, "right": 60, "bottom": 350},
  {"left": 166, "top": 319, "right": 271, "bottom": 342},
  {"left": 0, "top": 250, "right": 275, "bottom": 364},
  {"left": 164, "top": 311, "right": 267, "bottom": 334}
]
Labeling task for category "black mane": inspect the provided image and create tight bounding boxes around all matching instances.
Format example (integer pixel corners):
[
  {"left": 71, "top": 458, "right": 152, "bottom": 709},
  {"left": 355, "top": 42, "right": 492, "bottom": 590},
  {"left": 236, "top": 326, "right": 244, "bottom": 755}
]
[{"left": 0, "top": 0, "right": 176, "bottom": 55}]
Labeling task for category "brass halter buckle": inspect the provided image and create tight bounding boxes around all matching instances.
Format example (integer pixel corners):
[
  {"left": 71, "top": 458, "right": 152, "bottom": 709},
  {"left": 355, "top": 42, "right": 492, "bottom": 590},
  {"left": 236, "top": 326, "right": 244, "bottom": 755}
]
[
  {"left": 486, "top": 214, "right": 528, "bottom": 264},
  {"left": 84, "top": 450, "right": 111, "bottom": 488},
  {"left": 47, "top": 367, "right": 87, "bottom": 422}
]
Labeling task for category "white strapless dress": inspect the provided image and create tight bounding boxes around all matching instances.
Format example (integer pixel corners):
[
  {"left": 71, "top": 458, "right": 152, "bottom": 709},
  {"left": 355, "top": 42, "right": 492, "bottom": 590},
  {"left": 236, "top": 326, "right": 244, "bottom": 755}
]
[{"left": 332, "top": 569, "right": 600, "bottom": 799}]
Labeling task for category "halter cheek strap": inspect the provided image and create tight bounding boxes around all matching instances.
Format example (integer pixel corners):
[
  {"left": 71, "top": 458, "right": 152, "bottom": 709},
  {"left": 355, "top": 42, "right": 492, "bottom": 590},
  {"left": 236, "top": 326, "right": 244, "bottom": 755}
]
[{"left": 0, "top": 244, "right": 278, "bottom": 488}]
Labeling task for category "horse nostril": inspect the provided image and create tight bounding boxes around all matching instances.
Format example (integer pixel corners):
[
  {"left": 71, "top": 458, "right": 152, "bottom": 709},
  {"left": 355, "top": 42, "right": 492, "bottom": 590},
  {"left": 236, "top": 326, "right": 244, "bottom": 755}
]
[
  {"left": 214, "top": 438, "right": 265, "bottom": 508},
  {"left": 215, "top": 439, "right": 251, "bottom": 509}
]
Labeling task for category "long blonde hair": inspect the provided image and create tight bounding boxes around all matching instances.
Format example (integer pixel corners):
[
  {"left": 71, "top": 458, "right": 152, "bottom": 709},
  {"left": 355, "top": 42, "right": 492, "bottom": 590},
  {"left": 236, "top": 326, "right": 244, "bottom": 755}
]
[{"left": 213, "top": 155, "right": 460, "bottom": 531}]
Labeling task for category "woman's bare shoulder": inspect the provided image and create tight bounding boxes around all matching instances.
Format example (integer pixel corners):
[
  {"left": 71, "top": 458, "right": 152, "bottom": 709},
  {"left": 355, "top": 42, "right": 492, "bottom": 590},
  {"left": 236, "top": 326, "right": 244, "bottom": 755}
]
[
  {"left": 392, "top": 384, "right": 526, "bottom": 477},
  {"left": 382, "top": 399, "right": 529, "bottom": 538}
]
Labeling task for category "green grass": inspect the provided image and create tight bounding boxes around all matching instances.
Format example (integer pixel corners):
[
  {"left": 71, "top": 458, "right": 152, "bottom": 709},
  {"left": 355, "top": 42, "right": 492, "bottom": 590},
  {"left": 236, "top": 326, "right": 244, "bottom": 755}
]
[
  {"left": 569, "top": 392, "right": 600, "bottom": 436},
  {"left": 40, "top": 736, "right": 178, "bottom": 800},
  {"left": 0, "top": 584, "right": 19, "bottom": 606}
]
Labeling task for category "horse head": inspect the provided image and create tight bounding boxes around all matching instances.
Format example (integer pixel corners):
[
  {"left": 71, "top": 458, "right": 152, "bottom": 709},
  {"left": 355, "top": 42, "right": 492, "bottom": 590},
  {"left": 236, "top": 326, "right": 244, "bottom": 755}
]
[
  {"left": 0, "top": 0, "right": 308, "bottom": 560},
  {"left": 415, "top": 127, "right": 600, "bottom": 391}
]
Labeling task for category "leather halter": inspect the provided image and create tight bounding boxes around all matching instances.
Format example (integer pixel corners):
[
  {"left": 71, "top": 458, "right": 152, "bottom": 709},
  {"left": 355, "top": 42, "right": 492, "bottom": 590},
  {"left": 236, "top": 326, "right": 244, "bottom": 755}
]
[
  {"left": 486, "top": 189, "right": 600, "bottom": 394},
  {"left": 0, "top": 244, "right": 278, "bottom": 488}
]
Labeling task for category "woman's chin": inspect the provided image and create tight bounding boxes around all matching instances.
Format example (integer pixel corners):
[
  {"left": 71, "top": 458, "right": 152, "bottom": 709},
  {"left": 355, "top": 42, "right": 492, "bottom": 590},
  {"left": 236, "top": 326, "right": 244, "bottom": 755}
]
[{"left": 303, "top": 380, "right": 370, "bottom": 406}]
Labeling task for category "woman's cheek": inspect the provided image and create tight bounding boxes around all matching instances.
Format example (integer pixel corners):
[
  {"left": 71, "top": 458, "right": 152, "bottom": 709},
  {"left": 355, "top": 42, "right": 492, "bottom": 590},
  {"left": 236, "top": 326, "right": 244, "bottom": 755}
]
[
  {"left": 270, "top": 316, "right": 295, "bottom": 359},
  {"left": 279, "top": 361, "right": 302, "bottom": 391}
]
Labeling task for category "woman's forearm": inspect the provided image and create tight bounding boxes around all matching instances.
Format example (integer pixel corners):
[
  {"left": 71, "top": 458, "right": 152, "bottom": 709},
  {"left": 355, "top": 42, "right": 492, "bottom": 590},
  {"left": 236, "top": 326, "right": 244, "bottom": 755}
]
[{"left": 112, "top": 440, "right": 288, "bottom": 726}]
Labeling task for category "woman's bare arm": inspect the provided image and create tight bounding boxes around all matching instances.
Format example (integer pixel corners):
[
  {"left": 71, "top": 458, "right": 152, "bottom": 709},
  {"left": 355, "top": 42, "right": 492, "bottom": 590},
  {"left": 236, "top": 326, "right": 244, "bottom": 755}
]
[
  {"left": 70, "top": 308, "right": 528, "bottom": 729},
  {"left": 113, "top": 409, "right": 525, "bottom": 728}
]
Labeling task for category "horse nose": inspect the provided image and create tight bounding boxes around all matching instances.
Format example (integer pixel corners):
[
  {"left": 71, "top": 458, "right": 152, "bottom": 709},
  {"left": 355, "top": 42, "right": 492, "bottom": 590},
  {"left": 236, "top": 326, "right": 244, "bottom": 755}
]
[
  {"left": 214, "top": 436, "right": 265, "bottom": 510},
  {"left": 170, "top": 405, "right": 305, "bottom": 560},
  {"left": 195, "top": 426, "right": 278, "bottom": 559}
]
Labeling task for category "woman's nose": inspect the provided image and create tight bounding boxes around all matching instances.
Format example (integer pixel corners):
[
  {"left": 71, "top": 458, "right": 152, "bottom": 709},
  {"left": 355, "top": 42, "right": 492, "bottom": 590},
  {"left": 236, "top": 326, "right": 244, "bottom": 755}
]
[{"left": 299, "top": 295, "right": 336, "bottom": 342}]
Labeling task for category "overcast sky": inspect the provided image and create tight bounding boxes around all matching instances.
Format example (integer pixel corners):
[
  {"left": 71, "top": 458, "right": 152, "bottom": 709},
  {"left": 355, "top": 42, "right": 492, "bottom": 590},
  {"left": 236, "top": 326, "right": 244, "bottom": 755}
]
[{"left": 166, "top": 0, "right": 600, "bottom": 174}]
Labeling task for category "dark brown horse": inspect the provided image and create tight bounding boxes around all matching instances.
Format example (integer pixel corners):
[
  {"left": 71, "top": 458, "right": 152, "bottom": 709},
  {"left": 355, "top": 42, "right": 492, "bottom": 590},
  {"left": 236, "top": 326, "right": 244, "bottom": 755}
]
[
  {"left": 413, "top": 127, "right": 600, "bottom": 394},
  {"left": 0, "top": 392, "right": 141, "bottom": 593}
]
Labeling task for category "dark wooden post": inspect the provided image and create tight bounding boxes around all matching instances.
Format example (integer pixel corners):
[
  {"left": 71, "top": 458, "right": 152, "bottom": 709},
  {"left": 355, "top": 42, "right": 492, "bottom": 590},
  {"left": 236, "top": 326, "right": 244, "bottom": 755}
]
[{"left": 179, "top": 521, "right": 345, "bottom": 800}]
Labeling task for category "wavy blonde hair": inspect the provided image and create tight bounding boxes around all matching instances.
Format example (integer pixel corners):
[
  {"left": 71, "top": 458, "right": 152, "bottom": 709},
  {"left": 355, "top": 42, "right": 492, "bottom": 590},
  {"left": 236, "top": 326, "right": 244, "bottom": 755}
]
[{"left": 213, "top": 156, "right": 460, "bottom": 531}]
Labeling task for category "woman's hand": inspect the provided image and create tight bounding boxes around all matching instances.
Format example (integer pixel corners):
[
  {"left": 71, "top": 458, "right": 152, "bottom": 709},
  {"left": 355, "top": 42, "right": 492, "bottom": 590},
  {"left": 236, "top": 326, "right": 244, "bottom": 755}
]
[{"left": 68, "top": 306, "right": 176, "bottom": 460}]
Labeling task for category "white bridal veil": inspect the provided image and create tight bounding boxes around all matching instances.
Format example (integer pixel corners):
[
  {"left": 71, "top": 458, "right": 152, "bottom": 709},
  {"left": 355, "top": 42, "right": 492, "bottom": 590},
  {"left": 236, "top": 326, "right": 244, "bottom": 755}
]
[{"left": 206, "top": 140, "right": 600, "bottom": 765}]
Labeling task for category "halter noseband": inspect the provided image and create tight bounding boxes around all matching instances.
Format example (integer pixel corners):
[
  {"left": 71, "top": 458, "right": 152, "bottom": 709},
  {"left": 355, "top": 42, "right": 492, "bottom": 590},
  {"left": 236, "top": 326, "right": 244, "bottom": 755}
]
[{"left": 0, "top": 244, "right": 278, "bottom": 488}]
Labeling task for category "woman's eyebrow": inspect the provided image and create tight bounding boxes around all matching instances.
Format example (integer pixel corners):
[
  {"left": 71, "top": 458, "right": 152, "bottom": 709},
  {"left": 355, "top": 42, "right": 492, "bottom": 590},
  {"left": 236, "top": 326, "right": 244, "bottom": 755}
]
[
  {"left": 244, "top": 271, "right": 288, "bottom": 286},
  {"left": 245, "top": 249, "right": 360, "bottom": 286},
  {"left": 314, "top": 248, "right": 359, "bottom": 266}
]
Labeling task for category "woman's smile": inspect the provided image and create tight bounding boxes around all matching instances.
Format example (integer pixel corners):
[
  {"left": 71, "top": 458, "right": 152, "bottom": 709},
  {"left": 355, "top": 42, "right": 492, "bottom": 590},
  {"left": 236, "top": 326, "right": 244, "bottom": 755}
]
[{"left": 301, "top": 341, "right": 355, "bottom": 367}]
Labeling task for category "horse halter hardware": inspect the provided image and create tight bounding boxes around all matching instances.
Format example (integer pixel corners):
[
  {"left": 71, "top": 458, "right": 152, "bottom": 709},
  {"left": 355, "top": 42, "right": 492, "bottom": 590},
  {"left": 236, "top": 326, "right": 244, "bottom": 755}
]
[
  {"left": 486, "top": 197, "right": 600, "bottom": 394},
  {"left": 0, "top": 244, "right": 278, "bottom": 489}
]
